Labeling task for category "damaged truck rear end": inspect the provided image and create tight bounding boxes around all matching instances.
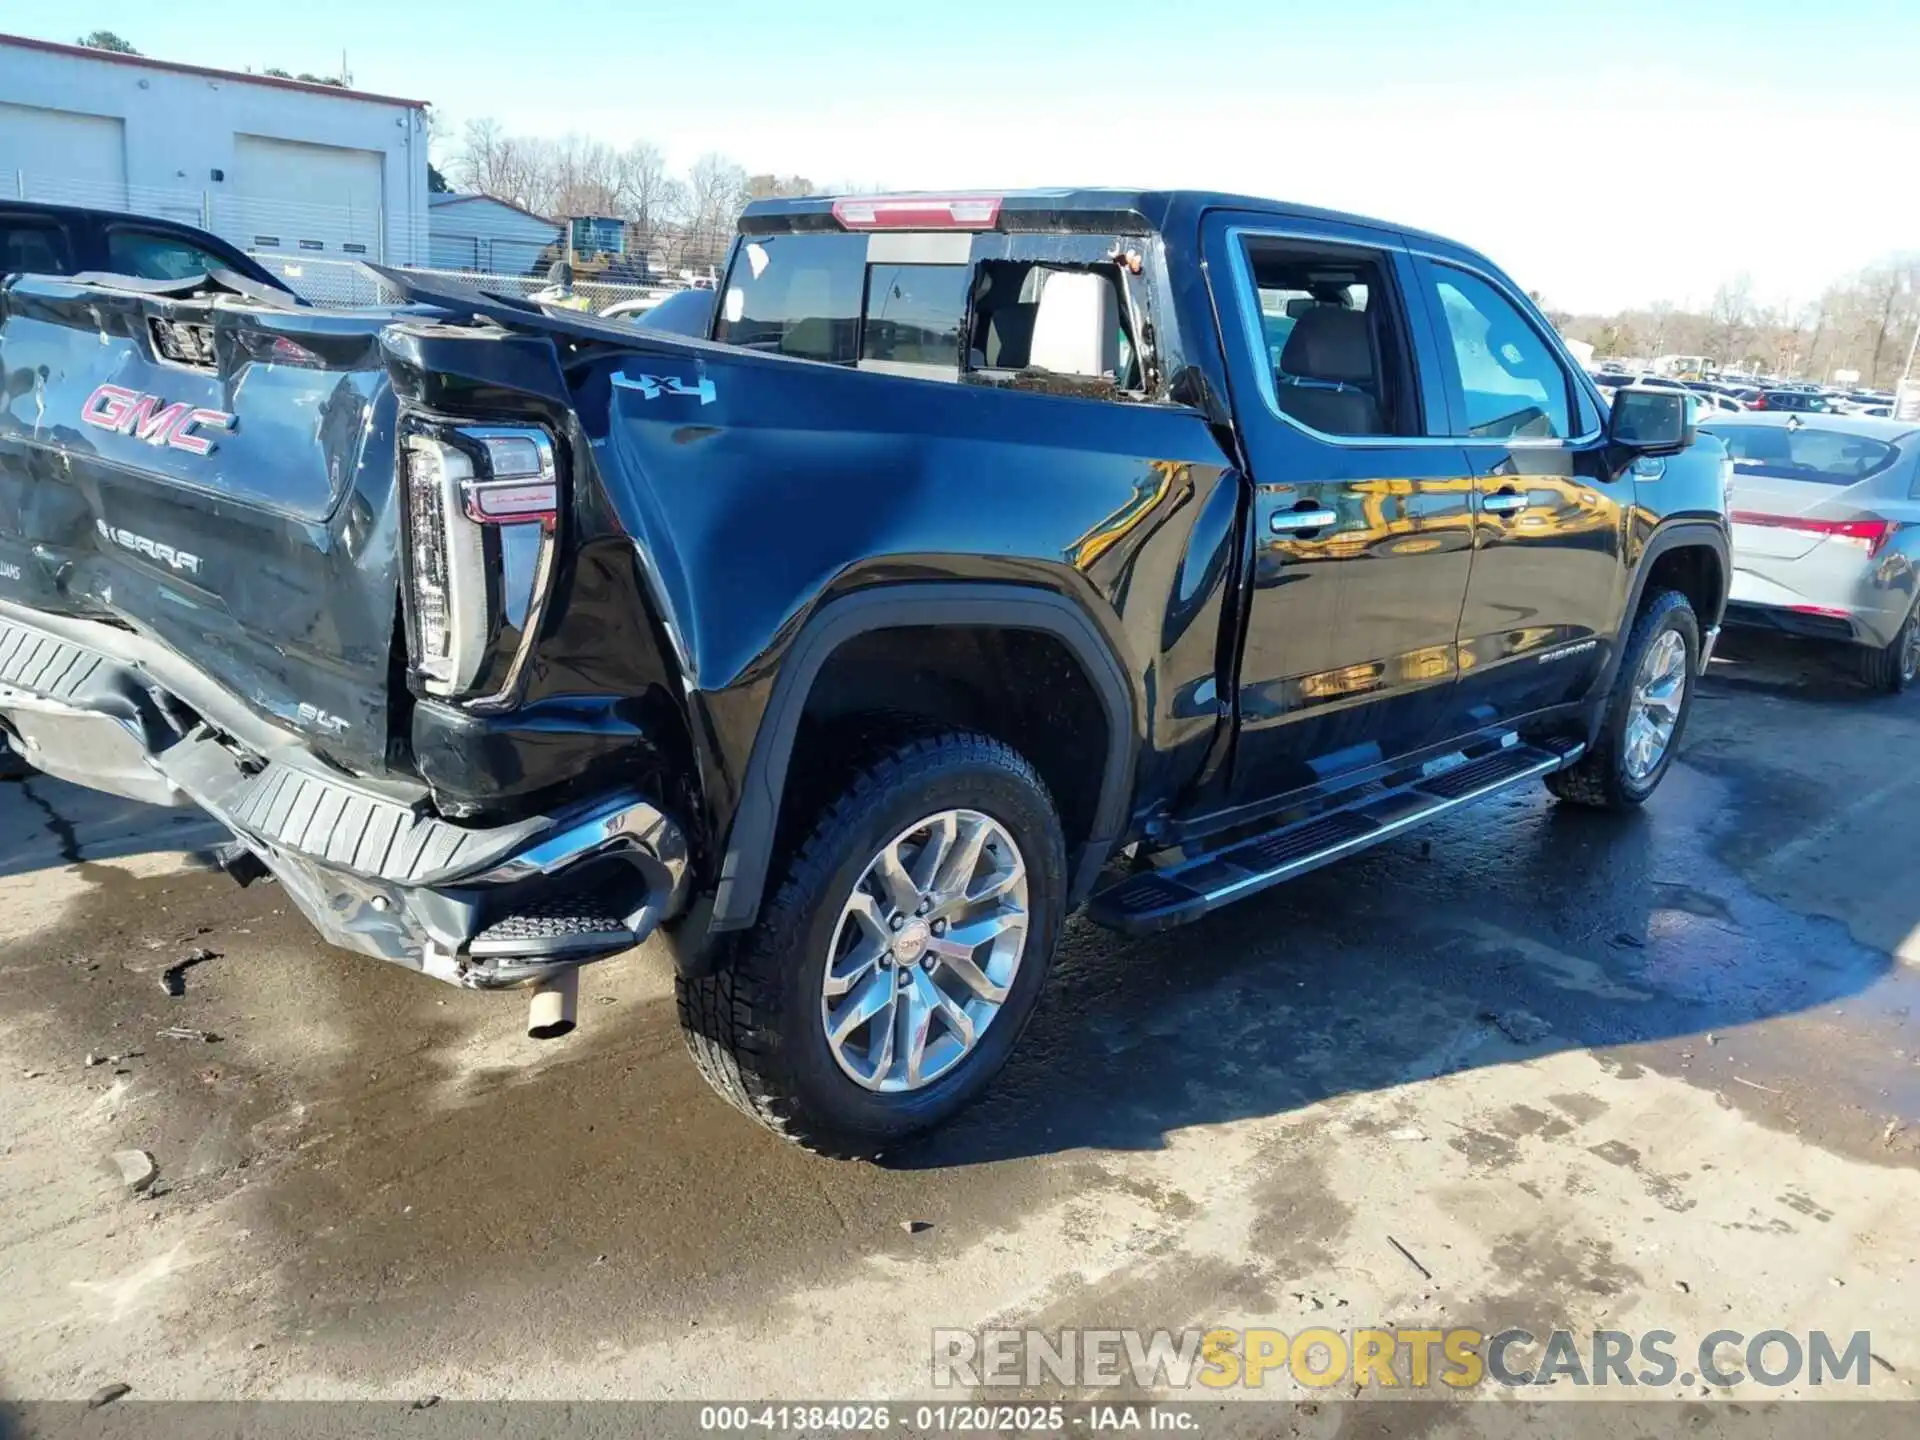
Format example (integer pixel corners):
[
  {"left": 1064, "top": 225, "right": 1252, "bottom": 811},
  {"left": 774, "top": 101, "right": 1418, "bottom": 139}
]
[{"left": 0, "top": 275, "right": 703, "bottom": 1033}]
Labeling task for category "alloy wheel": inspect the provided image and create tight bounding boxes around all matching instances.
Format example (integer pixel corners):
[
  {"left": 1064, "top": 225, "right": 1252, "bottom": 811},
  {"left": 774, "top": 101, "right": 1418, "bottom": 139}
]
[
  {"left": 1623, "top": 628, "right": 1688, "bottom": 782},
  {"left": 819, "top": 809, "right": 1029, "bottom": 1093}
]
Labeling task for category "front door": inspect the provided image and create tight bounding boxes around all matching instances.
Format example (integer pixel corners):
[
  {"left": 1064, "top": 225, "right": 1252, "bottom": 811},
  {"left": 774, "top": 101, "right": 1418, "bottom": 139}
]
[
  {"left": 1410, "top": 257, "right": 1629, "bottom": 726},
  {"left": 1203, "top": 214, "right": 1477, "bottom": 803}
]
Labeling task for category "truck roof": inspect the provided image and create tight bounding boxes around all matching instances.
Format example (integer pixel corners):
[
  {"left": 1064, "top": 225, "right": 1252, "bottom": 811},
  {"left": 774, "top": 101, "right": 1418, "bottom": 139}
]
[{"left": 738, "top": 187, "right": 1479, "bottom": 263}]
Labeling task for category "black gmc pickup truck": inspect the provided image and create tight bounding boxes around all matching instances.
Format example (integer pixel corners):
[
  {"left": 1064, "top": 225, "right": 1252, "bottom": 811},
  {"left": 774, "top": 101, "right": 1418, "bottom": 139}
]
[{"left": 0, "top": 190, "right": 1729, "bottom": 1155}]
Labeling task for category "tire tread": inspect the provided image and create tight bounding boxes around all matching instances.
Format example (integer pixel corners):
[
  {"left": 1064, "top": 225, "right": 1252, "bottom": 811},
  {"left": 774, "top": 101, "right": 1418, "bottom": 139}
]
[
  {"left": 676, "top": 728, "right": 1055, "bottom": 1157},
  {"left": 1547, "top": 588, "right": 1696, "bottom": 811}
]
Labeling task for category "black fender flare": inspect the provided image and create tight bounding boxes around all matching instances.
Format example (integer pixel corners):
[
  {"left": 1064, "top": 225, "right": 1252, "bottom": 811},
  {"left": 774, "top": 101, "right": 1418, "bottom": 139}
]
[
  {"left": 709, "top": 583, "right": 1139, "bottom": 932},
  {"left": 1592, "top": 518, "right": 1730, "bottom": 702}
]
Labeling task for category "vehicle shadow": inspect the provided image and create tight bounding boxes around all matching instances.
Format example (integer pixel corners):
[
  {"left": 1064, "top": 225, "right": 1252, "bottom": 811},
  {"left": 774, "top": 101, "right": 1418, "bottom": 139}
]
[
  {"left": 0, "top": 772, "right": 225, "bottom": 878},
  {"left": 888, "top": 641, "right": 1904, "bottom": 1170}
]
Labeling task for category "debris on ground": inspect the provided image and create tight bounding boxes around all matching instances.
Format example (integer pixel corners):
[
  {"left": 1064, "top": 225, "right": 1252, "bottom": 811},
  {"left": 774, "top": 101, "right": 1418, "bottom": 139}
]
[
  {"left": 157, "top": 1025, "right": 221, "bottom": 1043},
  {"left": 87, "top": 1383, "right": 131, "bottom": 1408},
  {"left": 1481, "top": 1009, "right": 1552, "bottom": 1044},
  {"left": 901, "top": 1220, "right": 935, "bottom": 1235},
  {"left": 1673, "top": 1280, "right": 1691, "bottom": 1294},
  {"left": 1386, "top": 1235, "right": 1433, "bottom": 1281},
  {"left": 84, "top": 1050, "right": 141, "bottom": 1068},
  {"left": 160, "top": 948, "right": 218, "bottom": 997},
  {"left": 1388, "top": 1127, "right": 1428, "bottom": 1142},
  {"left": 412, "top": 1396, "right": 441, "bottom": 1410},
  {"left": 1609, "top": 932, "right": 1645, "bottom": 949},
  {"left": 108, "top": 1150, "right": 157, "bottom": 1192}
]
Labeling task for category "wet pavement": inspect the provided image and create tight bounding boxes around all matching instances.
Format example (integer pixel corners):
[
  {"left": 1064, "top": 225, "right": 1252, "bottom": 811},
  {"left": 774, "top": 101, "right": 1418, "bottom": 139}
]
[{"left": 1, "top": 630, "right": 1917, "bottom": 1405}]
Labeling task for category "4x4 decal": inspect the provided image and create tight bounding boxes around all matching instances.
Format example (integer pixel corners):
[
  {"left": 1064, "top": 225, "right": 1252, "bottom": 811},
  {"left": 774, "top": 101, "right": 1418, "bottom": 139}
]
[{"left": 613, "top": 371, "right": 716, "bottom": 405}]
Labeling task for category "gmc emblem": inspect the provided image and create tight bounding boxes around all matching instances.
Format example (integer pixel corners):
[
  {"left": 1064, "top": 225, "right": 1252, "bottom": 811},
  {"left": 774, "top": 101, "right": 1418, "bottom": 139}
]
[{"left": 81, "top": 384, "right": 236, "bottom": 456}]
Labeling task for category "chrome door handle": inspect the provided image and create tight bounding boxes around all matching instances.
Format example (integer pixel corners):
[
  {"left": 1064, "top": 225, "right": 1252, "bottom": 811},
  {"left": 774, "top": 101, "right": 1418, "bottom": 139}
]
[
  {"left": 1481, "top": 491, "right": 1528, "bottom": 514},
  {"left": 1272, "top": 508, "right": 1339, "bottom": 533}
]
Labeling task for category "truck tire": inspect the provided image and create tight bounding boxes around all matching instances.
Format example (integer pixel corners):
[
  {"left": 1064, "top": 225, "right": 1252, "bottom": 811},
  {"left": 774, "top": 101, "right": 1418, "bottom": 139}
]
[
  {"left": 1546, "top": 588, "right": 1700, "bottom": 811},
  {"left": 676, "top": 728, "right": 1066, "bottom": 1157},
  {"left": 1857, "top": 600, "right": 1919, "bottom": 695}
]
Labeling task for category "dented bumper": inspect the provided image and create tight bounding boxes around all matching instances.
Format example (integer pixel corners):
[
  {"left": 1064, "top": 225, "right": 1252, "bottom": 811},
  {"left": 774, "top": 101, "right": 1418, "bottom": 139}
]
[{"left": 0, "top": 610, "right": 687, "bottom": 989}]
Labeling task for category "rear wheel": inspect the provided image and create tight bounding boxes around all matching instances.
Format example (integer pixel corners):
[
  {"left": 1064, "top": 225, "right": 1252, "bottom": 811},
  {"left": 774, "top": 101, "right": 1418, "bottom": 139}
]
[
  {"left": 1547, "top": 588, "right": 1699, "bottom": 810},
  {"left": 676, "top": 729, "right": 1065, "bottom": 1157},
  {"left": 1857, "top": 601, "right": 1920, "bottom": 695}
]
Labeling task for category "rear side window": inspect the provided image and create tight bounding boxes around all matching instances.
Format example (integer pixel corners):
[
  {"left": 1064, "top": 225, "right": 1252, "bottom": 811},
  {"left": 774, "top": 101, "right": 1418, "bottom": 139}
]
[
  {"left": 715, "top": 232, "right": 864, "bottom": 364},
  {"left": 1704, "top": 423, "right": 1900, "bottom": 485},
  {"left": 106, "top": 228, "right": 231, "bottom": 282},
  {"left": 0, "top": 219, "right": 74, "bottom": 277},
  {"left": 1426, "top": 266, "right": 1573, "bottom": 440}
]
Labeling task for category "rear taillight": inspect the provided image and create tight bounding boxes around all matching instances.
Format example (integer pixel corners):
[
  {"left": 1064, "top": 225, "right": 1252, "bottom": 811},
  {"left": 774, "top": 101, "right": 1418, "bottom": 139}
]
[
  {"left": 1731, "top": 510, "right": 1896, "bottom": 555},
  {"left": 831, "top": 194, "right": 1003, "bottom": 230},
  {"left": 402, "top": 422, "right": 558, "bottom": 699}
]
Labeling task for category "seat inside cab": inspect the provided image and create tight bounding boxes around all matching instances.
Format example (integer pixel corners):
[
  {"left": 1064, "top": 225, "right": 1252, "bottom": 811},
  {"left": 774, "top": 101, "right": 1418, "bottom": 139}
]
[
  {"left": 1248, "top": 254, "right": 1402, "bottom": 437},
  {"left": 968, "top": 262, "right": 1139, "bottom": 388}
]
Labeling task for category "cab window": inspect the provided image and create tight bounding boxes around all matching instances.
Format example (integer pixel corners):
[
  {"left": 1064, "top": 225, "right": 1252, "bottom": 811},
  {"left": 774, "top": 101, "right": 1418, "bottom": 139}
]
[
  {"left": 1427, "top": 265, "right": 1575, "bottom": 440},
  {"left": 0, "top": 219, "right": 73, "bottom": 277},
  {"left": 1237, "top": 238, "right": 1421, "bottom": 438},
  {"left": 106, "top": 228, "right": 231, "bottom": 282},
  {"left": 714, "top": 232, "right": 863, "bottom": 364}
]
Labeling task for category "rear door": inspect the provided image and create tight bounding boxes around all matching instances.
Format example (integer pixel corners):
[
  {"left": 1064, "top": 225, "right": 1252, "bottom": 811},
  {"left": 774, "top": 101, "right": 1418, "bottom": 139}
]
[
  {"left": 1202, "top": 212, "right": 1477, "bottom": 801},
  {"left": 1411, "top": 254, "right": 1628, "bottom": 724},
  {"left": 0, "top": 279, "right": 399, "bottom": 771}
]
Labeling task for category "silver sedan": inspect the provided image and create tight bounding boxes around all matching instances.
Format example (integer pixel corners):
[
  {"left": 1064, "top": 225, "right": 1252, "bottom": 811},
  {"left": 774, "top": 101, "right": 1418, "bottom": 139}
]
[{"left": 1700, "top": 412, "right": 1920, "bottom": 692}]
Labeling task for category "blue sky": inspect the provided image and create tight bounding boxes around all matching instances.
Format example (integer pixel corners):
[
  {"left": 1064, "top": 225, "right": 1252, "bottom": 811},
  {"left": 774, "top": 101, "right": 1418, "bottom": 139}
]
[{"left": 22, "top": 0, "right": 1920, "bottom": 312}]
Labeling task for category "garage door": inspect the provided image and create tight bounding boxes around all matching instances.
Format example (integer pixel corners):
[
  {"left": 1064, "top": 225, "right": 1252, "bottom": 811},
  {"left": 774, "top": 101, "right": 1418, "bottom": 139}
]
[
  {"left": 226, "top": 134, "right": 384, "bottom": 258},
  {"left": 0, "top": 102, "right": 127, "bottom": 209}
]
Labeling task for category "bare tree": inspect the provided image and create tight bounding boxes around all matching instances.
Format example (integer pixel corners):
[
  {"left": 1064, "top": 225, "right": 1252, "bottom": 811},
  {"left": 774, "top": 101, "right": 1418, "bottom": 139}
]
[
  {"left": 616, "top": 142, "right": 685, "bottom": 230},
  {"left": 1704, "top": 276, "right": 1754, "bottom": 364}
]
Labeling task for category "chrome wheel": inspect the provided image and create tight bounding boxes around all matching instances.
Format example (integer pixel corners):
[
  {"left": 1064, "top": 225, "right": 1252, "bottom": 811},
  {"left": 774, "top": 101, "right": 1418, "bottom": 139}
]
[
  {"left": 1902, "top": 615, "right": 1920, "bottom": 684},
  {"left": 1624, "top": 628, "right": 1688, "bottom": 782},
  {"left": 820, "top": 809, "right": 1029, "bottom": 1093}
]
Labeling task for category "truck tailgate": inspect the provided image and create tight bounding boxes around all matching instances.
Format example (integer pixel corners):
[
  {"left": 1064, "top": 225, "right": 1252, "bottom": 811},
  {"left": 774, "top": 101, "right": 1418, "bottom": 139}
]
[{"left": 0, "top": 276, "right": 400, "bottom": 775}]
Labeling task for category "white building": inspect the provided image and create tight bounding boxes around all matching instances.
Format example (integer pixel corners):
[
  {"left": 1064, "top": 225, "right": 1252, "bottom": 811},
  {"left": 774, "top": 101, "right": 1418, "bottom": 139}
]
[
  {"left": 0, "top": 32, "right": 430, "bottom": 265},
  {"left": 428, "top": 193, "right": 561, "bottom": 277}
]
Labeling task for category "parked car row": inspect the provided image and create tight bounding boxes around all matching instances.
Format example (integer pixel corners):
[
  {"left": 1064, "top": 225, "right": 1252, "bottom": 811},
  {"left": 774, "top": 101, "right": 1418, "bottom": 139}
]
[{"left": 1589, "top": 365, "right": 1898, "bottom": 420}]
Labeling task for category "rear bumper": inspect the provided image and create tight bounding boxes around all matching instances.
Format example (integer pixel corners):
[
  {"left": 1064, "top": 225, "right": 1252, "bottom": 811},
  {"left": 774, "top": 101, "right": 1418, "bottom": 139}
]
[
  {"left": 1728, "top": 561, "right": 1912, "bottom": 649},
  {"left": 1722, "top": 599, "right": 1861, "bottom": 644},
  {"left": 0, "top": 612, "right": 688, "bottom": 989}
]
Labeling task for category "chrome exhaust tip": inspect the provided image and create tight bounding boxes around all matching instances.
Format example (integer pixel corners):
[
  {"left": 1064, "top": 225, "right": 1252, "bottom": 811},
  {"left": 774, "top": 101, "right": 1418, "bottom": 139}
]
[{"left": 527, "top": 966, "right": 580, "bottom": 1040}]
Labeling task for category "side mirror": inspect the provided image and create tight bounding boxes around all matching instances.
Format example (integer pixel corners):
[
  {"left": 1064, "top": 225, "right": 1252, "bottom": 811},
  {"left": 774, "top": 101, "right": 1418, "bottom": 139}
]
[{"left": 1608, "top": 386, "right": 1695, "bottom": 457}]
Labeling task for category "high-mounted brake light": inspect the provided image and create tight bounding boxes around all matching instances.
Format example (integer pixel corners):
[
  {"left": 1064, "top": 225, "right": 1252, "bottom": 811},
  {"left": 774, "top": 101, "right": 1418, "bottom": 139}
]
[
  {"left": 831, "top": 195, "right": 1003, "bottom": 230},
  {"left": 1731, "top": 510, "right": 1896, "bottom": 555}
]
